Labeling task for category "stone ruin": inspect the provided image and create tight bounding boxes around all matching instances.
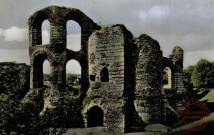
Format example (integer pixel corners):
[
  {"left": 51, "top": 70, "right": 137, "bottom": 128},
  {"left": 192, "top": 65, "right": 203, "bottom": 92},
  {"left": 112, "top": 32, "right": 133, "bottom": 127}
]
[{"left": 24, "top": 6, "right": 186, "bottom": 132}]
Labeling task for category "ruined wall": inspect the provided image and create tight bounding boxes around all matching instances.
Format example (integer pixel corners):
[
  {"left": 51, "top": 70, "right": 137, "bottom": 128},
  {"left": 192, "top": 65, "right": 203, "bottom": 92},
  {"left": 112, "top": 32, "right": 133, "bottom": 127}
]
[
  {"left": 24, "top": 6, "right": 186, "bottom": 133},
  {"left": 28, "top": 6, "right": 100, "bottom": 92},
  {"left": 83, "top": 25, "right": 132, "bottom": 132},
  {"left": 83, "top": 25, "right": 185, "bottom": 132},
  {"left": 162, "top": 47, "right": 185, "bottom": 94},
  {"left": 0, "top": 62, "right": 30, "bottom": 98},
  {"left": 161, "top": 47, "right": 186, "bottom": 125},
  {"left": 134, "top": 34, "right": 163, "bottom": 125},
  {"left": 27, "top": 6, "right": 101, "bottom": 116}
]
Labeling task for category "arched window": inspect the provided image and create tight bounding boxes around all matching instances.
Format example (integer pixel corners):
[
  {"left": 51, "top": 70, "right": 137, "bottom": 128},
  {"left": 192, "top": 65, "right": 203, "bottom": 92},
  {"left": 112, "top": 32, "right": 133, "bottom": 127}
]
[
  {"left": 87, "top": 106, "right": 104, "bottom": 127},
  {"left": 67, "top": 20, "right": 81, "bottom": 51},
  {"left": 163, "top": 67, "right": 172, "bottom": 89},
  {"left": 66, "top": 59, "right": 81, "bottom": 86},
  {"left": 42, "top": 20, "right": 50, "bottom": 45},
  {"left": 100, "top": 67, "right": 109, "bottom": 82},
  {"left": 43, "top": 60, "right": 51, "bottom": 83}
]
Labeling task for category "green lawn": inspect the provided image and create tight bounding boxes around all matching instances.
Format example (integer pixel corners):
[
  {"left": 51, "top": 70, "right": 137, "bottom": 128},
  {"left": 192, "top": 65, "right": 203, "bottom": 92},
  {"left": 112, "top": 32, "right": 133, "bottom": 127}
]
[
  {"left": 200, "top": 89, "right": 214, "bottom": 103},
  {"left": 168, "top": 112, "right": 214, "bottom": 135}
]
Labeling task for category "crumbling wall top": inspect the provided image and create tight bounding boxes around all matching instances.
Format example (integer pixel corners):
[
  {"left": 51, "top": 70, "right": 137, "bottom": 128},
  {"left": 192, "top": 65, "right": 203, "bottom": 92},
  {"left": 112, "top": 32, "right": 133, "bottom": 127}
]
[
  {"left": 137, "top": 34, "right": 161, "bottom": 51},
  {"left": 28, "top": 6, "right": 100, "bottom": 30},
  {"left": 171, "top": 46, "right": 183, "bottom": 58}
]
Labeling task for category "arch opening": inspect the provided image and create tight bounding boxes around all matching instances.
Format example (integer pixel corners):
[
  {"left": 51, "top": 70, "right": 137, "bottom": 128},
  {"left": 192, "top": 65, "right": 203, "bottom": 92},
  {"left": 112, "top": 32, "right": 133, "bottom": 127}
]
[
  {"left": 163, "top": 67, "right": 172, "bottom": 89},
  {"left": 100, "top": 67, "right": 109, "bottom": 82},
  {"left": 66, "top": 60, "right": 81, "bottom": 94},
  {"left": 43, "top": 60, "right": 51, "bottom": 83},
  {"left": 87, "top": 106, "right": 104, "bottom": 127},
  {"left": 67, "top": 20, "right": 81, "bottom": 51},
  {"left": 42, "top": 20, "right": 50, "bottom": 45}
]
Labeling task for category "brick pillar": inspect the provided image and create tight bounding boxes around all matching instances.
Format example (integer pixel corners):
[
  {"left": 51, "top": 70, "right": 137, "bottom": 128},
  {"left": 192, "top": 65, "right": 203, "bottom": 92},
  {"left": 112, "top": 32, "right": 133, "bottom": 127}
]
[
  {"left": 170, "top": 46, "right": 185, "bottom": 94},
  {"left": 29, "top": 26, "right": 42, "bottom": 46},
  {"left": 50, "top": 22, "right": 66, "bottom": 53},
  {"left": 51, "top": 65, "right": 66, "bottom": 91},
  {"left": 134, "top": 34, "right": 162, "bottom": 124}
]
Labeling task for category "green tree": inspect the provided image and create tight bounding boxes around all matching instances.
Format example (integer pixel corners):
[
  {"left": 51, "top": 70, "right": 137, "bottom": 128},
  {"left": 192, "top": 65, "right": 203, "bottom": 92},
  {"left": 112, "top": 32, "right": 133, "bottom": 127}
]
[
  {"left": 183, "top": 65, "right": 195, "bottom": 89},
  {"left": 191, "top": 59, "right": 214, "bottom": 93},
  {"left": 183, "top": 65, "right": 196, "bottom": 98}
]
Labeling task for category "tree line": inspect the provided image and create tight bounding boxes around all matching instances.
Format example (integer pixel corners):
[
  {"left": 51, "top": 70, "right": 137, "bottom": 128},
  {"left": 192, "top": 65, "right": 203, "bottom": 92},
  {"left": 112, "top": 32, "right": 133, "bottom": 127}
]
[{"left": 183, "top": 59, "right": 214, "bottom": 99}]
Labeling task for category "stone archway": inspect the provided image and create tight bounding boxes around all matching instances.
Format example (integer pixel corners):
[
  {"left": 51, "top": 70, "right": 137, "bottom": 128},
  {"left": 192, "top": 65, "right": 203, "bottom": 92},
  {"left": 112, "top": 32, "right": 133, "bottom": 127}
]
[
  {"left": 87, "top": 106, "right": 104, "bottom": 127},
  {"left": 163, "top": 67, "right": 172, "bottom": 89},
  {"left": 29, "top": 6, "right": 100, "bottom": 91}
]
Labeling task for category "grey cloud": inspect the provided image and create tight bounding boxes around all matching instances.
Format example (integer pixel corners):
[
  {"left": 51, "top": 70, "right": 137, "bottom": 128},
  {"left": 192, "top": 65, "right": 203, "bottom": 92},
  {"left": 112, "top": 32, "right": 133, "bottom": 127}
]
[
  {"left": 0, "top": 0, "right": 214, "bottom": 68},
  {"left": 0, "top": 49, "right": 29, "bottom": 64}
]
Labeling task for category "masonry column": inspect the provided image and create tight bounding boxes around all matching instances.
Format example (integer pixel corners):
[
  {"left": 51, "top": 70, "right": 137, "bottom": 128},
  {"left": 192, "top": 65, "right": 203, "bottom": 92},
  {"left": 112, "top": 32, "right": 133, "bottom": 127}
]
[
  {"left": 134, "top": 34, "right": 163, "bottom": 124},
  {"left": 48, "top": 20, "right": 67, "bottom": 90},
  {"left": 170, "top": 46, "right": 186, "bottom": 94},
  {"left": 49, "top": 21, "right": 67, "bottom": 53},
  {"left": 51, "top": 63, "right": 66, "bottom": 91}
]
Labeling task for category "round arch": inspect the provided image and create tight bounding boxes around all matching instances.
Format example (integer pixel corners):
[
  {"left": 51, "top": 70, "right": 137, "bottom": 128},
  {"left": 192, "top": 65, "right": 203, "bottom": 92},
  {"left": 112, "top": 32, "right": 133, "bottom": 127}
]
[
  {"left": 87, "top": 106, "right": 104, "bottom": 127},
  {"left": 28, "top": 9, "right": 51, "bottom": 46},
  {"left": 28, "top": 9, "right": 51, "bottom": 26},
  {"left": 64, "top": 9, "right": 100, "bottom": 30},
  {"left": 66, "top": 20, "right": 81, "bottom": 51},
  {"left": 42, "top": 20, "right": 50, "bottom": 45},
  {"left": 163, "top": 67, "right": 172, "bottom": 89},
  {"left": 66, "top": 59, "right": 81, "bottom": 88}
]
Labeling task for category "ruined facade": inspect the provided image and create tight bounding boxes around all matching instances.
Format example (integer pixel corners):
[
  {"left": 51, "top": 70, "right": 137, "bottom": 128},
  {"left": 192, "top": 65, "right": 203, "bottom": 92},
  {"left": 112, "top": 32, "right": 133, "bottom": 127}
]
[{"left": 28, "top": 6, "right": 185, "bottom": 132}]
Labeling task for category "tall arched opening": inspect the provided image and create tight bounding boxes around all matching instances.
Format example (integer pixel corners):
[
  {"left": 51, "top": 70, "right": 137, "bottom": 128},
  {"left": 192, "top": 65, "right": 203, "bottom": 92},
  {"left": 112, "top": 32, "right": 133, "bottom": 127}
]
[
  {"left": 163, "top": 67, "right": 172, "bottom": 89},
  {"left": 67, "top": 20, "right": 81, "bottom": 51},
  {"left": 41, "top": 20, "right": 50, "bottom": 45},
  {"left": 66, "top": 60, "right": 81, "bottom": 94},
  {"left": 43, "top": 60, "right": 51, "bottom": 84}
]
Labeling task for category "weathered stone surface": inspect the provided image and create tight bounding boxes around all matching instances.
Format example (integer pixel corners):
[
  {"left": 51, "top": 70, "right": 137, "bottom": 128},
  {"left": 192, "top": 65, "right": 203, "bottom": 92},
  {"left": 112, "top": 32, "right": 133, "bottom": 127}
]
[
  {"left": 133, "top": 34, "right": 162, "bottom": 125},
  {"left": 83, "top": 25, "right": 130, "bottom": 132}
]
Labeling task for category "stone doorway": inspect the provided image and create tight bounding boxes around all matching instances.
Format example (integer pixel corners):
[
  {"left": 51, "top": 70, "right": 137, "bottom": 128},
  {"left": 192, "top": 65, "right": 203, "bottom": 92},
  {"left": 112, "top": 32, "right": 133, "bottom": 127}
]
[{"left": 87, "top": 106, "right": 104, "bottom": 127}]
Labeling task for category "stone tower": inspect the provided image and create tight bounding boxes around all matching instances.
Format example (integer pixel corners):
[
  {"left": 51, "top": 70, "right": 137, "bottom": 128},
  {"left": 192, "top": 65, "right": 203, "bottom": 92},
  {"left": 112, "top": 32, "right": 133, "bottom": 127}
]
[{"left": 83, "top": 25, "right": 133, "bottom": 132}]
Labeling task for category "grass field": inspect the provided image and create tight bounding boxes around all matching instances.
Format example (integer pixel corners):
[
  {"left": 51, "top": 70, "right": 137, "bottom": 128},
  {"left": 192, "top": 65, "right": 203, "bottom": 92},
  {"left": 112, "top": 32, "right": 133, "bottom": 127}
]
[
  {"left": 167, "top": 91, "right": 214, "bottom": 135},
  {"left": 200, "top": 89, "right": 214, "bottom": 103}
]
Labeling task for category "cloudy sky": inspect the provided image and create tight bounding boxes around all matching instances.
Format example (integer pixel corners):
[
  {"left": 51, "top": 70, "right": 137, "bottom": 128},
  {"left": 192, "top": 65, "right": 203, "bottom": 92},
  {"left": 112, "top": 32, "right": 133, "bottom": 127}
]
[{"left": 0, "top": 0, "right": 214, "bottom": 74}]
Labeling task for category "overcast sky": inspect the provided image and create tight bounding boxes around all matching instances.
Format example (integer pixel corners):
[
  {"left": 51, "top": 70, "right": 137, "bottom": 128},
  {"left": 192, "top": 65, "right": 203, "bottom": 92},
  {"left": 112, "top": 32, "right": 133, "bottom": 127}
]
[{"left": 0, "top": 0, "right": 214, "bottom": 74}]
